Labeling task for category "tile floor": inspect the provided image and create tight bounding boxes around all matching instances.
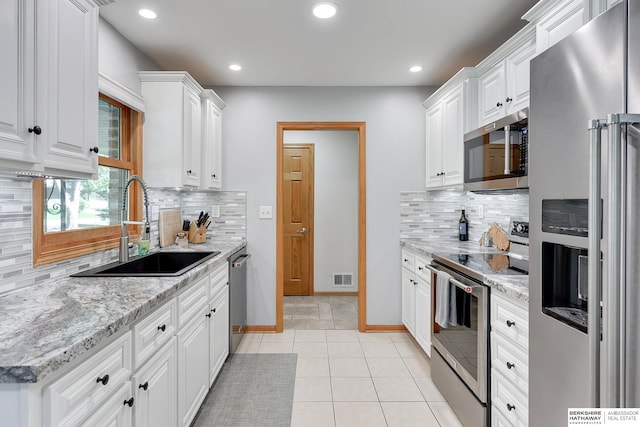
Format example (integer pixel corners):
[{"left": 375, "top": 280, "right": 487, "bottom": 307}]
[
  {"left": 283, "top": 295, "right": 358, "bottom": 330},
  {"left": 237, "top": 298, "right": 464, "bottom": 427}
]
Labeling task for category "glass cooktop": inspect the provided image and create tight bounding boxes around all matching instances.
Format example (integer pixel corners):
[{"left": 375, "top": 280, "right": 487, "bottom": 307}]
[{"left": 433, "top": 252, "right": 528, "bottom": 281}]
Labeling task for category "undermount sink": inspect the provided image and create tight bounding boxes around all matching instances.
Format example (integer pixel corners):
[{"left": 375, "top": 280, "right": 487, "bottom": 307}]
[{"left": 71, "top": 251, "right": 220, "bottom": 277}]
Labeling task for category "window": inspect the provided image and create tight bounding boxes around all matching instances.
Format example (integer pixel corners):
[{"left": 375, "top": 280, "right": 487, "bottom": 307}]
[{"left": 33, "top": 94, "right": 143, "bottom": 266}]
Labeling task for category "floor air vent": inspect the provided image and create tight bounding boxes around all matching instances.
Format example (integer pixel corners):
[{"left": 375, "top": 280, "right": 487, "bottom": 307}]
[{"left": 333, "top": 273, "right": 353, "bottom": 287}]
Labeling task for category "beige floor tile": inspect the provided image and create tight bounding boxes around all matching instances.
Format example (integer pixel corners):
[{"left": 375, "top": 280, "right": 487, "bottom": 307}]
[
  {"left": 366, "top": 358, "right": 411, "bottom": 378},
  {"left": 395, "top": 341, "right": 427, "bottom": 359},
  {"left": 293, "top": 341, "right": 329, "bottom": 358},
  {"left": 241, "top": 333, "right": 263, "bottom": 343},
  {"left": 235, "top": 340, "right": 260, "bottom": 353},
  {"left": 319, "top": 303, "right": 333, "bottom": 320},
  {"left": 295, "top": 329, "right": 328, "bottom": 342},
  {"left": 428, "top": 401, "right": 464, "bottom": 427},
  {"left": 414, "top": 377, "right": 446, "bottom": 402},
  {"left": 328, "top": 342, "right": 364, "bottom": 358},
  {"left": 381, "top": 401, "right": 440, "bottom": 427},
  {"left": 257, "top": 342, "right": 293, "bottom": 353},
  {"left": 361, "top": 342, "right": 401, "bottom": 358},
  {"left": 358, "top": 332, "right": 392, "bottom": 343},
  {"left": 373, "top": 377, "right": 424, "bottom": 402},
  {"left": 403, "top": 357, "right": 432, "bottom": 378},
  {"left": 333, "top": 319, "right": 358, "bottom": 330},
  {"left": 326, "top": 330, "right": 359, "bottom": 342},
  {"left": 296, "top": 357, "right": 330, "bottom": 378},
  {"left": 305, "top": 319, "right": 336, "bottom": 330},
  {"left": 333, "top": 402, "right": 386, "bottom": 427},
  {"left": 388, "top": 332, "right": 413, "bottom": 343},
  {"left": 261, "top": 329, "right": 295, "bottom": 343},
  {"left": 285, "top": 319, "right": 307, "bottom": 330},
  {"left": 331, "top": 377, "right": 379, "bottom": 402},
  {"left": 329, "top": 357, "right": 370, "bottom": 378},
  {"left": 293, "top": 377, "right": 333, "bottom": 402},
  {"left": 291, "top": 402, "right": 335, "bottom": 427}
]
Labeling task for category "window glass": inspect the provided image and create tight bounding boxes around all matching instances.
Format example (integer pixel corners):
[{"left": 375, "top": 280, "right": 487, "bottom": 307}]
[{"left": 98, "top": 98, "right": 122, "bottom": 159}]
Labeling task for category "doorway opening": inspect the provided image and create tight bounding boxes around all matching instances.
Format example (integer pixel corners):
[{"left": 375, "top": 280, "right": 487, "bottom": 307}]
[{"left": 276, "top": 122, "right": 366, "bottom": 332}]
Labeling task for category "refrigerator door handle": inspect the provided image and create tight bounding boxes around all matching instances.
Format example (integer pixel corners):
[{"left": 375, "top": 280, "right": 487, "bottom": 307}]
[{"left": 587, "top": 118, "right": 605, "bottom": 407}]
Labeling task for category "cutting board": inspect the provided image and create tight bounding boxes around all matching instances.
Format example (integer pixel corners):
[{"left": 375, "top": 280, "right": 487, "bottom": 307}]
[{"left": 158, "top": 209, "right": 182, "bottom": 248}]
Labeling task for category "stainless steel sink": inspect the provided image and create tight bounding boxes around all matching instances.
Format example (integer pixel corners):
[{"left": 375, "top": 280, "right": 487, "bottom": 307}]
[{"left": 71, "top": 251, "right": 220, "bottom": 277}]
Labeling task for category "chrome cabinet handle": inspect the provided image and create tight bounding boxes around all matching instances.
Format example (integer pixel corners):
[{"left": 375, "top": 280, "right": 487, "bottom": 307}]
[{"left": 297, "top": 227, "right": 307, "bottom": 234}]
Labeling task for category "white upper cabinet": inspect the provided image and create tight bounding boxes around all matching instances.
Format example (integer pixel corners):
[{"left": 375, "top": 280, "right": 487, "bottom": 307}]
[
  {"left": 477, "top": 27, "right": 536, "bottom": 126},
  {"left": 523, "top": 0, "right": 590, "bottom": 55},
  {"left": 423, "top": 68, "right": 477, "bottom": 189},
  {"left": 140, "top": 72, "right": 203, "bottom": 188},
  {"left": 0, "top": 0, "right": 100, "bottom": 178},
  {"left": 200, "top": 90, "right": 225, "bottom": 190}
]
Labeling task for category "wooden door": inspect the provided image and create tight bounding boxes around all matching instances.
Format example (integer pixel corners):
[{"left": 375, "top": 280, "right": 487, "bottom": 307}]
[{"left": 283, "top": 145, "right": 314, "bottom": 295}]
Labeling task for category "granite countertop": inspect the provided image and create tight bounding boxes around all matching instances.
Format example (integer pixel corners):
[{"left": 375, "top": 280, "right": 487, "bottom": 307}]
[
  {"left": 401, "top": 239, "right": 529, "bottom": 303},
  {"left": 0, "top": 239, "right": 246, "bottom": 384}
]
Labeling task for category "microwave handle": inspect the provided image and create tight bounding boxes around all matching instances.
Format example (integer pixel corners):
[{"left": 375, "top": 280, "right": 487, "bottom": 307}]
[{"left": 504, "top": 125, "right": 512, "bottom": 175}]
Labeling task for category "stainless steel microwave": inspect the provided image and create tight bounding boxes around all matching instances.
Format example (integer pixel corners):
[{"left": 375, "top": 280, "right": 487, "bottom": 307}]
[{"left": 463, "top": 108, "right": 528, "bottom": 191}]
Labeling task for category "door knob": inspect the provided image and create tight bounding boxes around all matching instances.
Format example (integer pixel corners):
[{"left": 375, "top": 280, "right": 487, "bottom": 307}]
[{"left": 297, "top": 227, "right": 307, "bottom": 233}]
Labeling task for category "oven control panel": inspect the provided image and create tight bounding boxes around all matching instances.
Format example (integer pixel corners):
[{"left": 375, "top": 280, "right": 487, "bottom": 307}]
[{"left": 509, "top": 220, "right": 529, "bottom": 239}]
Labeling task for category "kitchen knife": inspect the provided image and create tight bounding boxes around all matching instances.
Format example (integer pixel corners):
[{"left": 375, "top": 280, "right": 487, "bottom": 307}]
[{"left": 196, "top": 211, "right": 204, "bottom": 227}]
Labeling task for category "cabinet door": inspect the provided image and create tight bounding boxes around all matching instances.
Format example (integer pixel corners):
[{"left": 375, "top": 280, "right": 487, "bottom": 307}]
[
  {"left": 478, "top": 63, "right": 506, "bottom": 126},
  {"left": 0, "top": 0, "right": 38, "bottom": 166},
  {"left": 425, "top": 103, "right": 443, "bottom": 188},
  {"left": 414, "top": 280, "right": 431, "bottom": 357},
  {"left": 401, "top": 268, "right": 416, "bottom": 336},
  {"left": 81, "top": 381, "right": 133, "bottom": 427},
  {"left": 202, "top": 98, "right": 222, "bottom": 189},
  {"left": 535, "top": 0, "right": 587, "bottom": 54},
  {"left": 209, "top": 286, "right": 229, "bottom": 386},
  {"left": 38, "top": 0, "right": 99, "bottom": 178},
  {"left": 134, "top": 338, "right": 178, "bottom": 427},
  {"left": 177, "top": 307, "right": 210, "bottom": 427},
  {"left": 183, "top": 88, "right": 201, "bottom": 187},
  {"left": 505, "top": 37, "right": 536, "bottom": 114},
  {"left": 441, "top": 87, "right": 464, "bottom": 186}
]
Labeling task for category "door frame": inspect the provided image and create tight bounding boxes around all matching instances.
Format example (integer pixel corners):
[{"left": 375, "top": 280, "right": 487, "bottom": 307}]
[
  {"left": 276, "top": 122, "right": 366, "bottom": 332},
  {"left": 282, "top": 143, "right": 315, "bottom": 296}
]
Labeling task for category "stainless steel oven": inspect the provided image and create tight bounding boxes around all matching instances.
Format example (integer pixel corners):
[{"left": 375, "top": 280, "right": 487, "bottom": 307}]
[{"left": 428, "top": 258, "right": 490, "bottom": 427}]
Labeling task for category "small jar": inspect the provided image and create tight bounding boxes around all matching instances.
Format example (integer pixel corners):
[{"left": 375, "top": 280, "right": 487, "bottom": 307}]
[{"left": 175, "top": 232, "right": 188, "bottom": 247}]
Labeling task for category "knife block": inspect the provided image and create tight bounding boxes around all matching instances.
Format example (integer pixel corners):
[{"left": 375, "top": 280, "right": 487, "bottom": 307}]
[{"left": 188, "top": 222, "right": 207, "bottom": 244}]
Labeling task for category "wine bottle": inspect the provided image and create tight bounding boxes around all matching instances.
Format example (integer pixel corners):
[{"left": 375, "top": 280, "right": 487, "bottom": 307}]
[{"left": 459, "top": 209, "right": 468, "bottom": 241}]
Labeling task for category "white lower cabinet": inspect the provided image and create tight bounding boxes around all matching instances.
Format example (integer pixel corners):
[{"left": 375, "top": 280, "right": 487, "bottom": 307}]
[
  {"left": 133, "top": 338, "right": 177, "bottom": 427},
  {"left": 209, "top": 286, "right": 229, "bottom": 385},
  {"left": 400, "top": 248, "right": 432, "bottom": 357},
  {"left": 81, "top": 381, "right": 133, "bottom": 427}
]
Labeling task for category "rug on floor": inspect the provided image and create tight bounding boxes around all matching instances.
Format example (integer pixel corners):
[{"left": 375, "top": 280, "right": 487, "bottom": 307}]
[{"left": 192, "top": 353, "right": 298, "bottom": 427}]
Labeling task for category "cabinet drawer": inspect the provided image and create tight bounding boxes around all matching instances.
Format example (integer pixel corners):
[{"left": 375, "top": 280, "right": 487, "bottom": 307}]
[
  {"left": 414, "top": 255, "right": 432, "bottom": 283},
  {"left": 177, "top": 276, "right": 209, "bottom": 328},
  {"left": 492, "top": 370, "right": 528, "bottom": 426},
  {"left": 491, "top": 333, "right": 529, "bottom": 394},
  {"left": 401, "top": 250, "right": 415, "bottom": 271},
  {"left": 134, "top": 298, "right": 177, "bottom": 369},
  {"left": 44, "top": 332, "right": 132, "bottom": 427},
  {"left": 491, "top": 294, "right": 529, "bottom": 350},
  {"left": 208, "top": 262, "right": 228, "bottom": 299}
]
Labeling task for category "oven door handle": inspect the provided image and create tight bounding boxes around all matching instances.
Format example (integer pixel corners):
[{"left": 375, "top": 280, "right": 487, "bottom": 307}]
[{"left": 426, "top": 265, "right": 483, "bottom": 294}]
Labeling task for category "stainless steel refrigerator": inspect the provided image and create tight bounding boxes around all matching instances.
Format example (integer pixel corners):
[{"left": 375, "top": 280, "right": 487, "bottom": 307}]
[{"left": 529, "top": 0, "right": 640, "bottom": 424}]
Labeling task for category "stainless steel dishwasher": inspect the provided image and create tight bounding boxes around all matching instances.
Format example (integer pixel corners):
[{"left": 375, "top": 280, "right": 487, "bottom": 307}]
[{"left": 229, "top": 247, "right": 250, "bottom": 353}]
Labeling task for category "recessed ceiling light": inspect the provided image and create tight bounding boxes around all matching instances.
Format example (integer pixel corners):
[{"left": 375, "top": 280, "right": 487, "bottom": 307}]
[
  {"left": 313, "top": 2, "right": 337, "bottom": 19},
  {"left": 409, "top": 65, "right": 423, "bottom": 73},
  {"left": 229, "top": 64, "right": 242, "bottom": 71},
  {"left": 138, "top": 9, "right": 157, "bottom": 19}
]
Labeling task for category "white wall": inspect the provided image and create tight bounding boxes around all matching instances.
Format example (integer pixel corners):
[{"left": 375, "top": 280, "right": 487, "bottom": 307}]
[
  {"left": 284, "top": 131, "right": 359, "bottom": 293},
  {"left": 214, "top": 86, "right": 434, "bottom": 325}
]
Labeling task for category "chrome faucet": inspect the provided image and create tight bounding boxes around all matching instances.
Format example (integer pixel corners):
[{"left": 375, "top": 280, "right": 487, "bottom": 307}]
[{"left": 120, "top": 175, "right": 151, "bottom": 263}]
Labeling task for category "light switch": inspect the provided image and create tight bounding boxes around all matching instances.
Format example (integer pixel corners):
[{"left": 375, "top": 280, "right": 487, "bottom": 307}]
[
  {"left": 259, "top": 206, "right": 273, "bottom": 219},
  {"left": 211, "top": 204, "right": 221, "bottom": 218}
]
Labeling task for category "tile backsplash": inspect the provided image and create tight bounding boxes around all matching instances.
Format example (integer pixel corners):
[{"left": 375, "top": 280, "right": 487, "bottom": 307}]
[
  {"left": 400, "top": 188, "right": 528, "bottom": 243},
  {"left": 0, "top": 177, "right": 246, "bottom": 295}
]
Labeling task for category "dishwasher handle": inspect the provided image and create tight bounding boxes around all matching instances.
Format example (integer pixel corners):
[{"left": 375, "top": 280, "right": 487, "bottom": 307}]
[{"left": 232, "top": 254, "right": 251, "bottom": 268}]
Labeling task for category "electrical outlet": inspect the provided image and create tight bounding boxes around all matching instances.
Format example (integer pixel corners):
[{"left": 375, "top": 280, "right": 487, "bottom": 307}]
[
  {"left": 478, "top": 204, "right": 484, "bottom": 219},
  {"left": 259, "top": 206, "right": 273, "bottom": 219},
  {"left": 151, "top": 205, "right": 159, "bottom": 221},
  {"left": 211, "top": 204, "right": 221, "bottom": 218}
]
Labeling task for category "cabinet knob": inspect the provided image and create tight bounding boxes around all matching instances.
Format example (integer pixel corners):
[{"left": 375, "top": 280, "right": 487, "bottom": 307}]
[
  {"left": 157, "top": 324, "right": 166, "bottom": 332},
  {"left": 211, "top": 308, "right": 216, "bottom": 313},
  {"left": 496, "top": 102, "right": 503, "bottom": 108},
  {"left": 96, "top": 374, "right": 109, "bottom": 386},
  {"left": 123, "top": 397, "right": 134, "bottom": 407},
  {"left": 89, "top": 146, "right": 99, "bottom": 153},
  {"left": 418, "top": 266, "right": 423, "bottom": 271},
  {"left": 403, "top": 258, "right": 408, "bottom": 262},
  {"left": 138, "top": 382, "right": 149, "bottom": 391},
  {"left": 506, "top": 403, "right": 516, "bottom": 412},
  {"left": 212, "top": 174, "right": 216, "bottom": 178},
  {"left": 28, "top": 126, "right": 42, "bottom": 135},
  {"left": 206, "top": 313, "right": 212, "bottom": 318},
  {"left": 505, "top": 97, "right": 513, "bottom": 103},
  {"left": 187, "top": 170, "right": 192, "bottom": 174},
  {"left": 506, "top": 320, "right": 516, "bottom": 327},
  {"left": 506, "top": 361, "right": 515, "bottom": 370}
]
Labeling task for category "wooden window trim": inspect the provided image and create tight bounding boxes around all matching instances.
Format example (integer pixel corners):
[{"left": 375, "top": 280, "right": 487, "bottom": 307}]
[{"left": 32, "top": 94, "right": 144, "bottom": 267}]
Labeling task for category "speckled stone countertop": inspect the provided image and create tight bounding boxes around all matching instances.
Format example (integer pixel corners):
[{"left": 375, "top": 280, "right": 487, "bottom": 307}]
[
  {"left": 0, "top": 239, "right": 245, "bottom": 384},
  {"left": 401, "top": 239, "right": 529, "bottom": 303}
]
